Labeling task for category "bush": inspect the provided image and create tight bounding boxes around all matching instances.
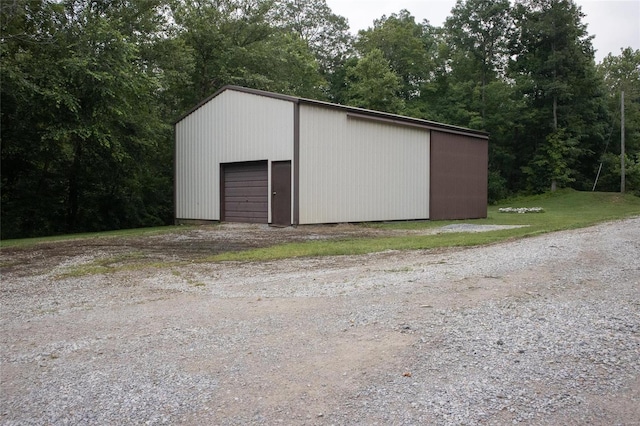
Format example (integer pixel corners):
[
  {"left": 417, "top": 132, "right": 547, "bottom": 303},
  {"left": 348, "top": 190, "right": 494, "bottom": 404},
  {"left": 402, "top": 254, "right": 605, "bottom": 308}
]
[{"left": 488, "top": 169, "right": 509, "bottom": 204}]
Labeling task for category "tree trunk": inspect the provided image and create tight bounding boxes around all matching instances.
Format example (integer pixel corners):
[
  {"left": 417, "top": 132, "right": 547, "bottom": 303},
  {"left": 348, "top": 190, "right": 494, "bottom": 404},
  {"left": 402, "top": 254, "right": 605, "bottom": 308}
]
[
  {"left": 67, "top": 140, "right": 82, "bottom": 232},
  {"left": 551, "top": 95, "right": 558, "bottom": 191},
  {"left": 481, "top": 59, "right": 487, "bottom": 128},
  {"left": 553, "top": 95, "right": 558, "bottom": 131}
]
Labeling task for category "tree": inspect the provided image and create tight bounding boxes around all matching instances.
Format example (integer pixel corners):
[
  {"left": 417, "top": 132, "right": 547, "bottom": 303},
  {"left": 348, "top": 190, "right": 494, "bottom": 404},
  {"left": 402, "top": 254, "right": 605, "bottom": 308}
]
[
  {"left": 596, "top": 48, "right": 640, "bottom": 193},
  {"left": 415, "top": 0, "right": 515, "bottom": 200},
  {"left": 521, "top": 128, "right": 579, "bottom": 190},
  {"left": 444, "top": 0, "right": 512, "bottom": 126},
  {"left": 172, "top": 0, "right": 325, "bottom": 105},
  {"left": 509, "top": 0, "right": 607, "bottom": 192},
  {"left": 343, "top": 49, "right": 405, "bottom": 114},
  {"left": 271, "top": 0, "right": 353, "bottom": 75},
  {"left": 356, "top": 10, "right": 437, "bottom": 104},
  {"left": 1, "top": 0, "right": 331, "bottom": 239},
  {"left": 172, "top": 0, "right": 272, "bottom": 104},
  {"left": 1, "top": 0, "right": 172, "bottom": 237}
]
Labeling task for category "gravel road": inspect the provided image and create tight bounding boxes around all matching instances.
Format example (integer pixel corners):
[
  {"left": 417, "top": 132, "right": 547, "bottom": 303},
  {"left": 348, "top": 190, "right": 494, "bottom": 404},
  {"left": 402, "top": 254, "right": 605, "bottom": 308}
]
[{"left": 1, "top": 218, "right": 639, "bottom": 425}]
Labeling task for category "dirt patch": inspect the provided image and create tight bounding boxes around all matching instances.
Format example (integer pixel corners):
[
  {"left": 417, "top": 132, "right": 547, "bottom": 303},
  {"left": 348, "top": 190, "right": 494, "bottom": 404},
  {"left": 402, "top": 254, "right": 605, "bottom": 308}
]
[
  {"left": 0, "top": 223, "right": 386, "bottom": 276},
  {"left": 0, "top": 222, "right": 525, "bottom": 277}
]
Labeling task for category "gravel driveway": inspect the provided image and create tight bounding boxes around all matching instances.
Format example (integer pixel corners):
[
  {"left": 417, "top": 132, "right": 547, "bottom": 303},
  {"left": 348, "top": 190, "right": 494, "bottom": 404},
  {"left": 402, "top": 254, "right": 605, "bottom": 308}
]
[{"left": 1, "top": 218, "right": 639, "bottom": 425}]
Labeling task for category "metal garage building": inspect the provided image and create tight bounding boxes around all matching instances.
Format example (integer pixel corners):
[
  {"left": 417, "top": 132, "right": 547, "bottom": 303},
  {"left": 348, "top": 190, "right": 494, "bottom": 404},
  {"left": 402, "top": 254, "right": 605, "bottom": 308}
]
[{"left": 175, "top": 86, "right": 489, "bottom": 226}]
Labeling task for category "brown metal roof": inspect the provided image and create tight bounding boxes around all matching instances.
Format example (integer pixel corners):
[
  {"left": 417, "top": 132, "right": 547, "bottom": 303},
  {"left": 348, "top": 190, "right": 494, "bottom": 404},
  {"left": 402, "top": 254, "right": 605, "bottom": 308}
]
[{"left": 176, "top": 85, "right": 489, "bottom": 140}]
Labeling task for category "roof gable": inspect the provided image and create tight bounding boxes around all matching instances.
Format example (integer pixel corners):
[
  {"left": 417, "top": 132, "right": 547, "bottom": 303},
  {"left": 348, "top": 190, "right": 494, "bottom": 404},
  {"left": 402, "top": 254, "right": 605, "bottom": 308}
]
[{"left": 176, "top": 85, "right": 489, "bottom": 139}]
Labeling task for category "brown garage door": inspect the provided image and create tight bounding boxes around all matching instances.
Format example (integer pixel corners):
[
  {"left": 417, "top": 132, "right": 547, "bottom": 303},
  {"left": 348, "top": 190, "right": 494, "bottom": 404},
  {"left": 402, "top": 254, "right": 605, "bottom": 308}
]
[{"left": 221, "top": 161, "right": 268, "bottom": 223}]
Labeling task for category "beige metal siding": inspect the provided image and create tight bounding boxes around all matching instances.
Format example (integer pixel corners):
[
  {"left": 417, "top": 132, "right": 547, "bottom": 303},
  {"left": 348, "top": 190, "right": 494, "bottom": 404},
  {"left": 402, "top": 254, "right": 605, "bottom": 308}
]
[
  {"left": 298, "top": 105, "right": 430, "bottom": 224},
  {"left": 175, "top": 90, "right": 294, "bottom": 221}
]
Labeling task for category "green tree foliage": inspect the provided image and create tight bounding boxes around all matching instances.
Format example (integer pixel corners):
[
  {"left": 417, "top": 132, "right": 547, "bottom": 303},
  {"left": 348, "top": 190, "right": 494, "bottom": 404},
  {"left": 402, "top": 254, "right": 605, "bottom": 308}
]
[
  {"left": 172, "top": 0, "right": 325, "bottom": 106},
  {"left": 272, "top": 0, "right": 353, "bottom": 74},
  {"left": 522, "top": 128, "right": 579, "bottom": 190},
  {"left": 0, "top": 0, "right": 335, "bottom": 239},
  {"left": 596, "top": 48, "right": 640, "bottom": 193},
  {"left": 271, "top": 0, "right": 353, "bottom": 102},
  {"left": 343, "top": 49, "right": 405, "bottom": 114},
  {"left": 1, "top": 0, "right": 173, "bottom": 238},
  {"left": 509, "top": 0, "right": 607, "bottom": 192},
  {"left": 444, "top": 0, "right": 512, "bottom": 126},
  {"left": 430, "top": 0, "right": 516, "bottom": 200},
  {"left": 1, "top": 0, "right": 633, "bottom": 239},
  {"left": 355, "top": 10, "right": 436, "bottom": 106}
]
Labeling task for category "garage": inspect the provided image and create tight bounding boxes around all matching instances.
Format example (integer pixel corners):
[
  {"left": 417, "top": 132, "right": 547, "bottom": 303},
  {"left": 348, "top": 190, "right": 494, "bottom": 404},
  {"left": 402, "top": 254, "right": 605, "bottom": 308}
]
[
  {"left": 221, "top": 161, "right": 268, "bottom": 223},
  {"left": 175, "top": 85, "right": 488, "bottom": 225}
]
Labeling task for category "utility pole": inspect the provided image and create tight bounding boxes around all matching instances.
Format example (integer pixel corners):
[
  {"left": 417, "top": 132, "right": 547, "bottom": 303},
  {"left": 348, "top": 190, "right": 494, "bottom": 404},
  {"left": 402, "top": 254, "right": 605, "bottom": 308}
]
[{"left": 621, "top": 91, "right": 625, "bottom": 193}]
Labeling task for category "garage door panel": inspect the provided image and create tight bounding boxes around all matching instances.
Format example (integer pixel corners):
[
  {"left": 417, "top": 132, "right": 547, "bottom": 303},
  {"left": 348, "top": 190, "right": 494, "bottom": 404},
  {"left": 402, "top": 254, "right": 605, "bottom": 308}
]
[
  {"left": 225, "top": 181, "right": 265, "bottom": 188},
  {"left": 225, "top": 196, "right": 267, "bottom": 203},
  {"left": 224, "top": 184, "right": 267, "bottom": 197},
  {"left": 224, "top": 172, "right": 267, "bottom": 181},
  {"left": 225, "top": 211, "right": 269, "bottom": 220},
  {"left": 225, "top": 201, "right": 268, "bottom": 212},
  {"left": 222, "top": 161, "right": 268, "bottom": 223}
]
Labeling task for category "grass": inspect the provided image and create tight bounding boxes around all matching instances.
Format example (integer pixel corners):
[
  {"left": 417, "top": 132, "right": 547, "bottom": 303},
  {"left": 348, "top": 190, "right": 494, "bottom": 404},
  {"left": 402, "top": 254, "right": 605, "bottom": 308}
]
[
  {"left": 0, "top": 225, "right": 193, "bottom": 249},
  {"left": 3, "top": 190, "right": 639, "bottom": 268},
  {"left": 365, "top": 190, "right": 640, "bottom": 232},
  {"left": 209, "top": 189, "right": 640, "bottom": 262},
  {"left": 207, "top": 228, "right": 527, "bottom": 262},
  {"left": 54, "top": 251, "right": 157, "bottom": 278}
]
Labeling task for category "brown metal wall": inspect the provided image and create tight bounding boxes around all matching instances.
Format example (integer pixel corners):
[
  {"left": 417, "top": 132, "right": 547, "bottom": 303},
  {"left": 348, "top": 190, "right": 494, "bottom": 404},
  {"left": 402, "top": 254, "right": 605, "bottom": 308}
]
[{"left": 430, "top": 131, "right": 488, "bottom": 220}]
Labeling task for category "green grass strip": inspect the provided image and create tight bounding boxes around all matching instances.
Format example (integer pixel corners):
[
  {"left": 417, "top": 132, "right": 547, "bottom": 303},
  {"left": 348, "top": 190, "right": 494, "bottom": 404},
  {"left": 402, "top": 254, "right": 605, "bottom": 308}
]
[
  {"left": 3, "top": 190, "right": 639, "bottom": 268},
  {"left": 208, "top": 189, "right": 640, "bottom": 262}
]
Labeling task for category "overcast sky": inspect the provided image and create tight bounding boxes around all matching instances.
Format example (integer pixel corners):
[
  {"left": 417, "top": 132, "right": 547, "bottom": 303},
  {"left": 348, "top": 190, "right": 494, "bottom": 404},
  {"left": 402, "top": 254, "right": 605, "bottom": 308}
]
[{"left": 325, "top": 0, "right": 640, "bottom": 63}]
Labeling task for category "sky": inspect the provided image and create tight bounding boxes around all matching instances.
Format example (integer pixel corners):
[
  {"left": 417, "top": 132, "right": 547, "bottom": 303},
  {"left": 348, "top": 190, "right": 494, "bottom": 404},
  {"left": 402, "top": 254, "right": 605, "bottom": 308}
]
[{"left": 325, "top": 0, "right": 640, "bottom": 63}]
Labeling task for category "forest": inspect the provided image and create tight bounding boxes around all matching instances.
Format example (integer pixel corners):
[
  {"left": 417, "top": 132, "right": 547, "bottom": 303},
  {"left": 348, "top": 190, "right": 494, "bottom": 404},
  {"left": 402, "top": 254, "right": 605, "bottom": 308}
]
[{"left": 2, "top": 0, "right": 639, "bottom": 239}]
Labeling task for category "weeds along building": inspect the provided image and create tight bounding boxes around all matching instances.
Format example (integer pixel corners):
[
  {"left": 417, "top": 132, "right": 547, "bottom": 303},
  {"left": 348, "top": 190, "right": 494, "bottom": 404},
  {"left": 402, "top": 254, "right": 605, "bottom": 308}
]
[{"left": 175, "top": 85, "right": 489, "bottom": 226}]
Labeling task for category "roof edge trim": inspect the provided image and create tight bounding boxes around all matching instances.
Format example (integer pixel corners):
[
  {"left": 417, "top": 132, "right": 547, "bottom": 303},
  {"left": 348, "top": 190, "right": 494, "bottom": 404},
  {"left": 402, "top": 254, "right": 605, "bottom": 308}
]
[
  {"left": 345, "top": 112, "right": 488, "bottom": 138},
  {"left": 174, "top": 85, "right": 299, "bottom": 124}
]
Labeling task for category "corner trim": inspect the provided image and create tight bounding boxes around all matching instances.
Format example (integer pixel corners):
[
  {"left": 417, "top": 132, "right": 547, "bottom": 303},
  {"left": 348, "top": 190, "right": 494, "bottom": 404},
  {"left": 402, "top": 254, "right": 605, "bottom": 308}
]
[
  {"left": 293, "top": 102, "right": 300, "bottom": 225},
  {"left": 173, "top": 124, "right": 178, "bottom": 224}
]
